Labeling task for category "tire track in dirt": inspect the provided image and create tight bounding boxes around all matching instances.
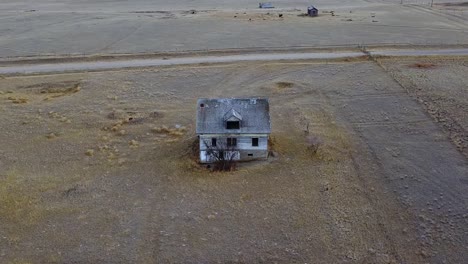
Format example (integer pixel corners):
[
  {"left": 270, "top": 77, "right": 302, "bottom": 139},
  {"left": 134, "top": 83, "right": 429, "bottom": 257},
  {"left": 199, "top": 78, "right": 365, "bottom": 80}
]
[
  {"left": 97, "top": 21, "right": 145, "bottom": 53},
  {"left": 406, "top": 4, "right": 468, "bottom": 30},
  {"left": 342, "top": 60, "right": 468, "bottom": 263},
  {"left": 275, "top": 80, "right": 414, "bottom": 262},
  {"left": 375, "top": 59, "right": 468, "bottom": 159}
]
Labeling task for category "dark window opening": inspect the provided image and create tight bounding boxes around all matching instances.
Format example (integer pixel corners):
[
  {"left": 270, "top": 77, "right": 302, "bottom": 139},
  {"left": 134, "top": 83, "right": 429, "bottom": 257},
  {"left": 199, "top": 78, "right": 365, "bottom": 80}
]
[
  {"left": 226, "top": 121, "right": 240, "bottom": 129},
  {"left": 248, "top": 154, "right": 253, "bottom": 157},
  {"left": 211, "top": 138, "right": 217, "bottom": 147},
  {"left": 252, "top": 138, "right": 259, "bottom": 147},
  {"left": 200, "top": 103, "right": 205, "bottom": 108},
  {"left": 227, "top": 138, "right": 237, "bottom": 147}
]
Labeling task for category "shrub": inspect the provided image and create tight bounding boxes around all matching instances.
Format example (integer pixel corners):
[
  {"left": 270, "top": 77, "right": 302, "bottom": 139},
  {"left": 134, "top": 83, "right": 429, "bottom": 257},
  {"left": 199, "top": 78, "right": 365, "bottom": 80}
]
[{"left": 203, "top": 140, "right": 237, "bottom": 171}]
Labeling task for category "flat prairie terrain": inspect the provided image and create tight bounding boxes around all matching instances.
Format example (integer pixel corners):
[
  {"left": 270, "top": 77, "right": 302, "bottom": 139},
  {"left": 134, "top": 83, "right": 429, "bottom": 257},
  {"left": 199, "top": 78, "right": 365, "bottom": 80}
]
[
  {"left": 1, "top": 59, "right": 467, "bottom": 263},
  {"left": 380, "top": 57, "right": 468, "bottom": 156},
  {"left": 0, "top": 0, "right": 467, "bottom": 58}
]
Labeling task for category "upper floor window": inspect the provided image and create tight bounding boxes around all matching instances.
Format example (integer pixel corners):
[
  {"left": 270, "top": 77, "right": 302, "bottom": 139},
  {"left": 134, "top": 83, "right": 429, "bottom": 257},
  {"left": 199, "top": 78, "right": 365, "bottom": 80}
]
[{"left": 226, "top": 121, "right": 240, "bottom": 129}]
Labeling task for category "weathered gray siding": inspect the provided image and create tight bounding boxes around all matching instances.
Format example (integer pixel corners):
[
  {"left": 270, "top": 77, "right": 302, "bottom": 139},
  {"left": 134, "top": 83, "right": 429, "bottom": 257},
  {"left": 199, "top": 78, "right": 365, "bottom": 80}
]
[{"left": 199, "top": 134, "right": 269, "bottom": 163}]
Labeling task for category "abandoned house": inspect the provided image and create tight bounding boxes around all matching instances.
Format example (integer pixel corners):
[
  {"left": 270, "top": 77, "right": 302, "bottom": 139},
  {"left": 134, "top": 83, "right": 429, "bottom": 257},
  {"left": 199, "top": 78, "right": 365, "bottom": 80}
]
[
  {"left": 307, "top": 6, "right": 318, "bottom": 16},
  {"left": 196, "top": 98, "right": 271, "bottom": 163}
]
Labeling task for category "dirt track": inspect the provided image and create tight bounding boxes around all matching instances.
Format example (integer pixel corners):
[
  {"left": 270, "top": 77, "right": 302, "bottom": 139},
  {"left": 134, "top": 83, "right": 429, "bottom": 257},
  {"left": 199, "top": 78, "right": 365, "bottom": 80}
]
[
  {"left": 2, "top": 48, "right": 468, "bottom": 75},
  {"left": 0, "top": 59, "right": 467, "bottom": 263}
]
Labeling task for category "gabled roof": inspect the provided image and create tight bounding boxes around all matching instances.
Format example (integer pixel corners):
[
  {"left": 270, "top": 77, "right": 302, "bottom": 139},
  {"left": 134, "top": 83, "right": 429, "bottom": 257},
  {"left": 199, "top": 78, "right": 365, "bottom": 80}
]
[
  {"left": 224, "top": 108, "right": 242, "bottom": 121},
  {"left": 196, "top": 98, "right": 271, "bottom": 134}
]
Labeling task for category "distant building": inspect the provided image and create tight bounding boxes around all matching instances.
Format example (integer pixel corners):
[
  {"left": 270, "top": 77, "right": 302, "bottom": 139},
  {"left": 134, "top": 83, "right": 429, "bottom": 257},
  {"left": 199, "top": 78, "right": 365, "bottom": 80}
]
[
  {"left": 196, "top": 98, "right": 271, "bottom": 163},
  {"left": 308, "top": 6, "right": 318, "bottom": 17},
  {"left": 259, "top": 2, "right": 274, "bottom": 9}
]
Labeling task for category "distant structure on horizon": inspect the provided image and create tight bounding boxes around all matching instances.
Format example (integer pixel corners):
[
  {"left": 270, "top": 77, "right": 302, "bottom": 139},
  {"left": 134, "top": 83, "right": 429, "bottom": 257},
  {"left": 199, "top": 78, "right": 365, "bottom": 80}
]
[
  {"left": 259, "top": 2, "right": 275, "bottom": 9},
  {"left": 308, "top": 6, "right": 318, "bottom": 17},
  {"left": 196, "top": 98, "right": 271, "bottom": 163}
]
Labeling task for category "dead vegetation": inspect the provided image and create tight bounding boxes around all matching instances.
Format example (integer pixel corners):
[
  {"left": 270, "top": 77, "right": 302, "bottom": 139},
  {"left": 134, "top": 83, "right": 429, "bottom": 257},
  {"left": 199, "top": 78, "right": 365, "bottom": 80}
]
[
  {"left": 1, "top": 81, "right": 82, "bottom": 105},
  {"left": 7, "top": 96, "right": 29, "bottom": 104},
  {"left": 152, "top": 125, "right": 187, "bottom": 137},
  {"left": 304, "top": 123, "right": 324, "bottom": 155},
  {"left": 266, "top": 81, "right": 298, "bottom": 94},
  {"left": 46, "top": 132, "right": 58, "bottom": 139},
  {"left": 41, "top": 83, "right": 81, "bottom": 100},
  {"left": 19, "top": 81, "right": 81, "bottom": 92},
  {"left": 48, "top": 111, "right": 71, "bottom": 123},
  {"left": 409, "top": 62, "right": 436, "bottom": 69},
  {"left": 108, "top": 110, "right": 136, "bottom": 120},
  {"left": 306, "top": 135, "right": 323, "bottom": 154},
  {"left": 106, "top": 110, "right": 166, "bottom": 133},
  {"left": 0, "top": 170, "right": 76, "bottom": 230},
  {"left": 267, "top": 136, "right": 277, "bottom": 157},
  {"left": 181, "top": 138, "right": 205, "bottom": 171},
  {"left": 276, "top": 81, "right": 294, "bottom": 89},
  {"left": 0, "top": 172, "right": 42, "bottom": 227},
  {"left": 202, "top": 140, "right": 238, "bottom": 171}
]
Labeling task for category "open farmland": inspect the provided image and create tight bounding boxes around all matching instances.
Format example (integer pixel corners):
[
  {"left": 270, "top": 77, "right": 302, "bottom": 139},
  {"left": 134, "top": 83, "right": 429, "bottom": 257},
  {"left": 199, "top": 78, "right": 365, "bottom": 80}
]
[
  {"left": 0, "top": 59, "right": 467, "bottom": 263},
  {"left": 1, "top": 0, "right": 468, "bottom": 262},
  {"left": 1, "top": 0, "right": 468, "bottom": 58},
  {"left": 379, "top": 57, "right": 468, "bottom": 157}
]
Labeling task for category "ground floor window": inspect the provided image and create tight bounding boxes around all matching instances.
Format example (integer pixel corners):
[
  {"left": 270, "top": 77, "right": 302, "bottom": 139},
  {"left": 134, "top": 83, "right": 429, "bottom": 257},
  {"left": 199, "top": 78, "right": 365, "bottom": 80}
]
[
  {"left": 227, "top": 138, "right": 237, "bottom": 147},
  {"left": 211, "top": 138, "right": 217, "bottom": 147},
  {"left": 252, "top": 138, "right": 259, "bottom": 147}
]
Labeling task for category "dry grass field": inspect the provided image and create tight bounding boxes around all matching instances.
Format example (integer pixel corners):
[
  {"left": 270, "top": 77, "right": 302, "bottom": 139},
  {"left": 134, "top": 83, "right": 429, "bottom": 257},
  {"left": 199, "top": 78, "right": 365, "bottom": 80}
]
[
  {"left": 0, "top": 59, "right": 467, "bottom": 263},
  {"left": 379, "top": 57, "right": 468, "bottom": 157}
]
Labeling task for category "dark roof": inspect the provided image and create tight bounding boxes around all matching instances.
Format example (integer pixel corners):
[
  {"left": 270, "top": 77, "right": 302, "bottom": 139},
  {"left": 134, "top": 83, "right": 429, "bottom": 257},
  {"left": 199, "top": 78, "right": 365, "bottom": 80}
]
[
  {"left": 259, "top": 2, "right": 274, "bottom": 8},
  {"left": 196, "top": 98, "right": 271, "bottom": 134}
]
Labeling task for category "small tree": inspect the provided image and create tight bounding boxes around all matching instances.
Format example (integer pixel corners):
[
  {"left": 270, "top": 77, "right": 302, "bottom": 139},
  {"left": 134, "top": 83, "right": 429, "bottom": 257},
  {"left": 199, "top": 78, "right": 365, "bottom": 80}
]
[
  {"left": 203, "top": 139, "right": 238, "bottom": 171},
  {"left": 306, "top": 135, "right": 323, "bottom": 154},
  {"left": 305, "top": 122, "right": 322, "bottom": 154}
]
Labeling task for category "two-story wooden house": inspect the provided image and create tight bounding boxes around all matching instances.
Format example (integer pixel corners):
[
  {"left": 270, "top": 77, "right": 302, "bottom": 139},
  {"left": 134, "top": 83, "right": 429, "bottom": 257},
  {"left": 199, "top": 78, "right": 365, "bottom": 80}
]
[{"left": 196, "top": 98, "right": 271, "bottom": 163}]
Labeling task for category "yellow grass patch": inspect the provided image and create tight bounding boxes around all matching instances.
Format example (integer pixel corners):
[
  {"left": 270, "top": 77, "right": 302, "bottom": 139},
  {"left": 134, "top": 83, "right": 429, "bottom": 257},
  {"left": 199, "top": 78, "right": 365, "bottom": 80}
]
[{"left": 0, "top": 170, "right": 76, "bottom": 229}]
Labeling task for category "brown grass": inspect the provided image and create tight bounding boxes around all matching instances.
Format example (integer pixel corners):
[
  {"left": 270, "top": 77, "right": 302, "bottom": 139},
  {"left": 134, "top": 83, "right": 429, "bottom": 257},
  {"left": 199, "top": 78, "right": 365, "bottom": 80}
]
[
  {"left": 276, "top": 81, "right": 294, "bottom": 89},
  {"left": 42, "top": 84, "right": 81, "bottom": 100},
  {"left": 7, "top": 96, "right": 29, "bottom": 104},
  {"left": 152, "top": 125, "right": 187, "bottom": 137},
  {"left": 409, "top": 62, "right": 436, "bottom": 69},
  {"left": 303, "top": 111, "right": 353, "bottom": 162},
  {"left": 152, "top": 125, "right": 171, "bottom": 133},
  {"left": 0, "top": 170, "right": 74, "bottom": 229}
]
